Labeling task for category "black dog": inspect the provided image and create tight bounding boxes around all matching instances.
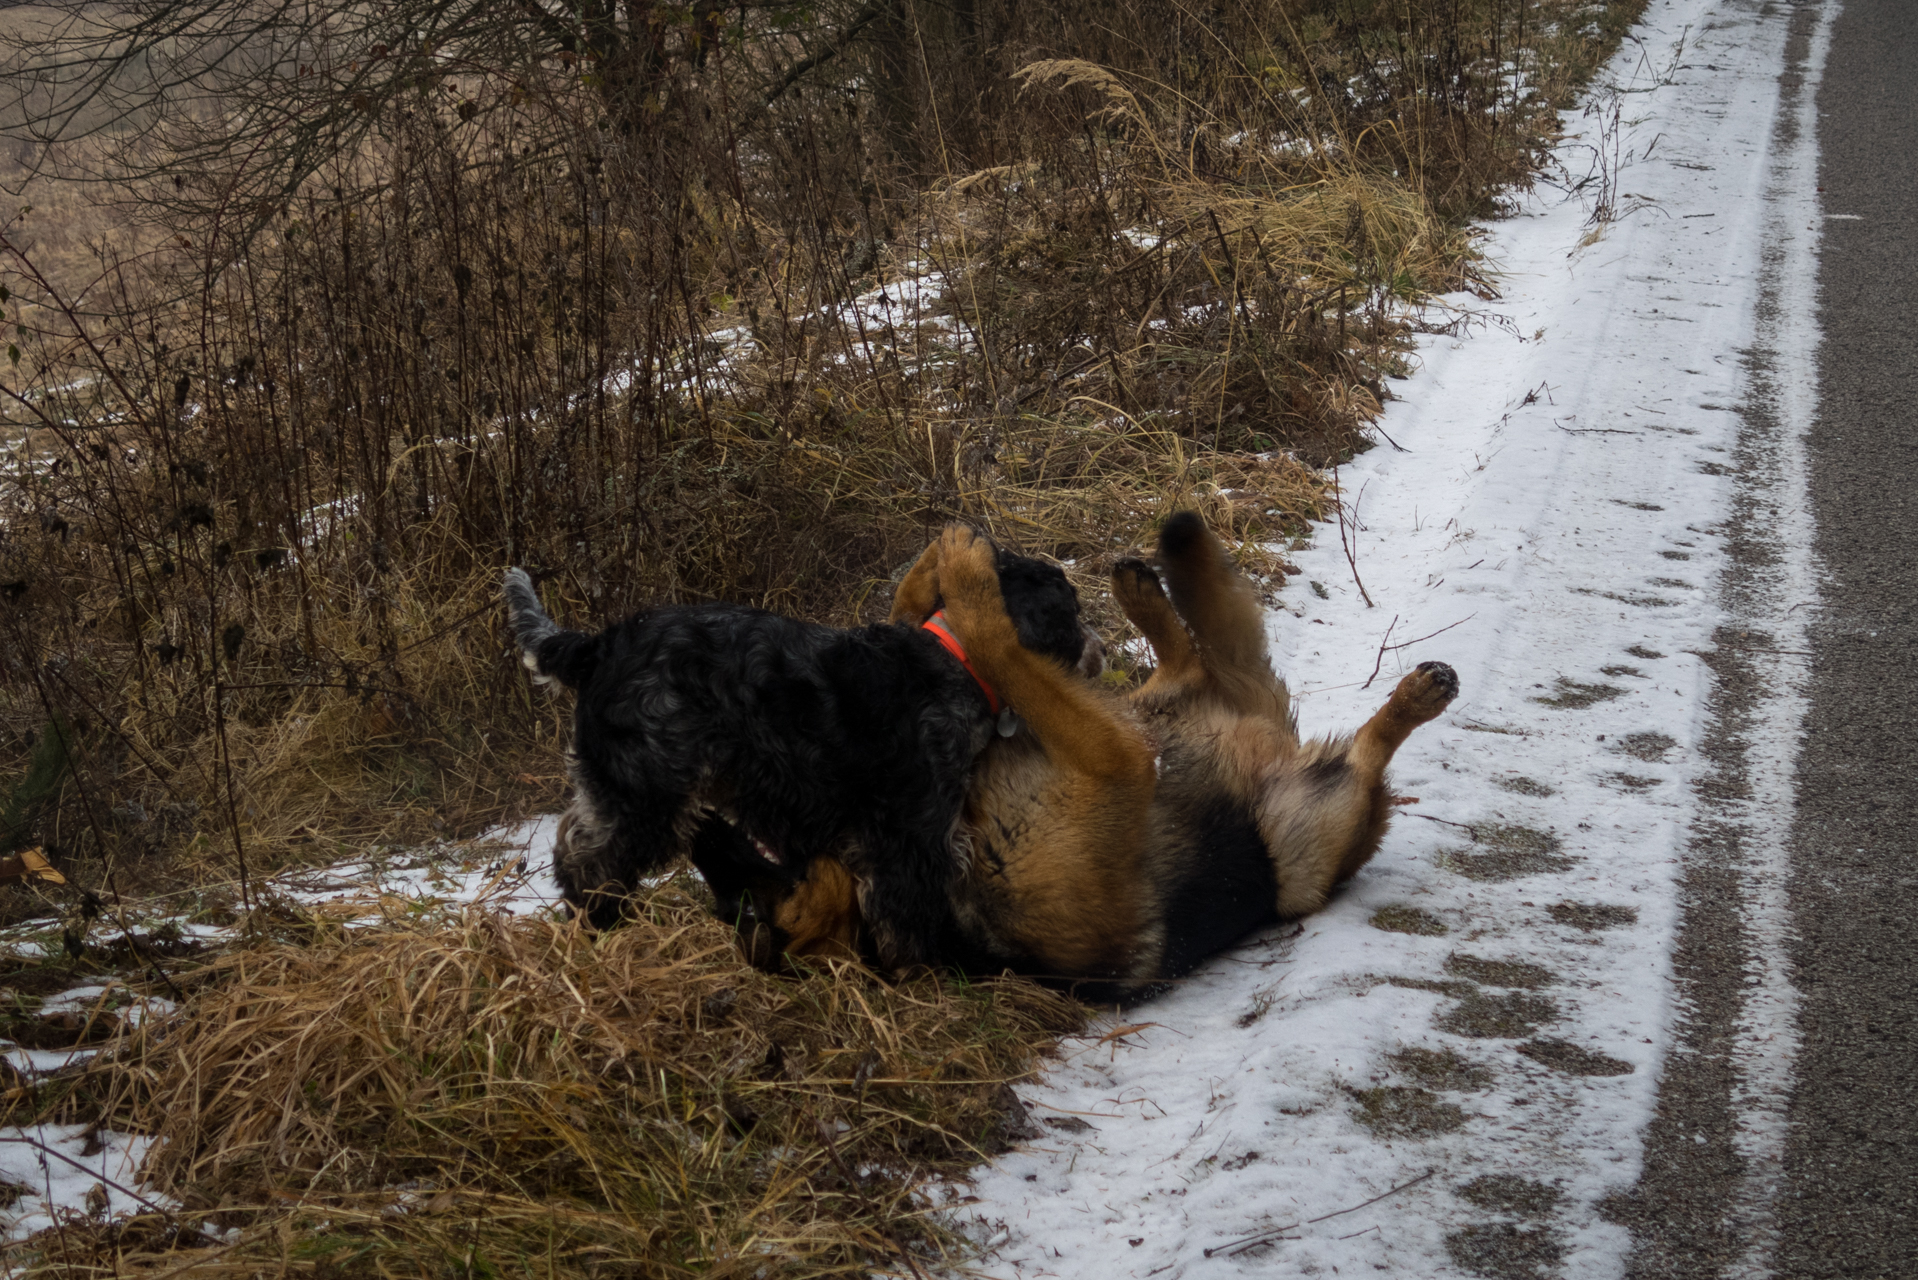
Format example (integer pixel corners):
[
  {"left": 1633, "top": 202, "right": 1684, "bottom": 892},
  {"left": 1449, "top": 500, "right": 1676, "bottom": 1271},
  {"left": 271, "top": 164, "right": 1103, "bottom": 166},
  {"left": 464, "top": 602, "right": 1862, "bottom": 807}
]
[{"left": 503, "top": 549, "right": 1094, "bottom": 967}]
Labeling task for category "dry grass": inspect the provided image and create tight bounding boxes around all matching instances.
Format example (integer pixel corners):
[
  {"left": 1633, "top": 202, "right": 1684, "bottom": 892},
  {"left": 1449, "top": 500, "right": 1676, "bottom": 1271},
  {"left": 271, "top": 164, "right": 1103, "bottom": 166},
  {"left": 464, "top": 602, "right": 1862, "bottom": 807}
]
[
  {"left": 0, "top": 0, "right": 1649, "bottom": 900},
  {"left": 9, "top": 887, "right": 1083, "bottom": 1276}
]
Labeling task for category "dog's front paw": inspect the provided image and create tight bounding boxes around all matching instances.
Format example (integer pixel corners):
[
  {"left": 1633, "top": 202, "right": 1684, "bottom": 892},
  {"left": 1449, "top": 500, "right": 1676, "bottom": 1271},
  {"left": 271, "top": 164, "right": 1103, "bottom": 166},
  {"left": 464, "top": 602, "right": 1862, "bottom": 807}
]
[
  {"left": 1392, "top": 661, "right": 1459, "bottom": 722},
  {"left": 936, "top": 523, "right": 1003, "bottom": 618}
]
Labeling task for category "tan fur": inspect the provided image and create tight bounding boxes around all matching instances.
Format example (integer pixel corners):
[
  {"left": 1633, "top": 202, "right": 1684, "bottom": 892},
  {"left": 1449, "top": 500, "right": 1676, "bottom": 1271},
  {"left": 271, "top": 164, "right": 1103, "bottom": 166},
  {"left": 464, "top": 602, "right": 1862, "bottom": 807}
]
[
  {"left": 768, "top": 517, "right": 1456, "bottom": 989},
  {"left": 891, "top": 540, "right": 946, "bottom": 624},
  {"left": 772, "top": 857, "right": 864, "bottom": 963}
]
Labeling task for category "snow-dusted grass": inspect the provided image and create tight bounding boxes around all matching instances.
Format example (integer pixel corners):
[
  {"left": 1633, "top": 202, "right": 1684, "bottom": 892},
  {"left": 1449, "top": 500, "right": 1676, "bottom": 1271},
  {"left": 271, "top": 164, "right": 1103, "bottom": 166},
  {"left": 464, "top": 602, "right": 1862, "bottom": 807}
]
[{"left": 0, "top": 819, "right": 564, "bottom": 1241}]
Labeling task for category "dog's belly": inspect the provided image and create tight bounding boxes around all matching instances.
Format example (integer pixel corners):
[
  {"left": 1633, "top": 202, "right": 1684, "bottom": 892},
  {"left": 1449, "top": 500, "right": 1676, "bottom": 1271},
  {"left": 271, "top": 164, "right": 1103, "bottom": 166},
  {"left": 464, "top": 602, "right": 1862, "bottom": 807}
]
[{"left": 1151, "top": 798, "right": 1278, "bottom": 978}]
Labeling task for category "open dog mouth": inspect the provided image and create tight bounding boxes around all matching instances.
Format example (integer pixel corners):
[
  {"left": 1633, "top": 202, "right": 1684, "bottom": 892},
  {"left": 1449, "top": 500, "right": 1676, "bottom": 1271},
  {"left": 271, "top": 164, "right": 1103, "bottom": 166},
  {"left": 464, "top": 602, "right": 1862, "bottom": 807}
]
[{"left": 749, "top": 834, "right": 784, "bottom": 867}]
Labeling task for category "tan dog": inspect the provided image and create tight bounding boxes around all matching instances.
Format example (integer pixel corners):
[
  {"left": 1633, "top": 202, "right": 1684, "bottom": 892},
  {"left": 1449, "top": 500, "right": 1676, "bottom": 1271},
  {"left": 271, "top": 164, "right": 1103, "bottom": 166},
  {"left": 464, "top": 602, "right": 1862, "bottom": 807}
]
[{"left": 761, "top": 512, "right": 1458, "bottom": 993}]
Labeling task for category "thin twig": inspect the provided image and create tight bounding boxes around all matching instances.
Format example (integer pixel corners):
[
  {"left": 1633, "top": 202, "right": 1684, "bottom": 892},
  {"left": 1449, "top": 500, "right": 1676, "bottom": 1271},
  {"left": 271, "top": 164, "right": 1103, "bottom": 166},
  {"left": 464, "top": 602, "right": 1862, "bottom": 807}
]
[
  {"left": 1362, "top": 611, "right": 1480, "bottom": 691},
  {"left": 815, "top": 1120, "right": 929, "bottom": 1279},
  {"left": 1204, "top": 1168, "right": 1438, "bottom": 1256},
  {"left": 1333, "top": 465, "right": 1375, "bottom": 608},
  {"left": 1361, "top": 615, "right": 1399, "bottom": 690},
  {"left": 1555, "top": 419, "right": 1640, "bottom": 435},
  {"left": 736, "top": 2, "right": 883, "bottom": 133},
  {"left": 1409, "top": 813, "right": 1480, "bottom": 836},
  {"left": 0, "top": 1134, "right": 173, "bottom": 1215}
]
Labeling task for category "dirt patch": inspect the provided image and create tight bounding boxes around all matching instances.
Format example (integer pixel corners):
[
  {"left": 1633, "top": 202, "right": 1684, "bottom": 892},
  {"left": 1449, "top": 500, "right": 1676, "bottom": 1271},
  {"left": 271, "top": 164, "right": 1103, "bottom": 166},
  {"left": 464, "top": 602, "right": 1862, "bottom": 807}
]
[
  {"left": 1547, "top": 902, "right": 1638, "bottom": 931},
  {"left": 1437, "top": 990, "right": 1560, "bottom": 1039},
  {"left": 1446, "top": 1222, "right": 1567, "bottom": 1279},
  {"left": 0, "top": 963, "right": 104, "bottom": 998},
  {"left": 1445, "top": 954, "right": 1557, "bottom": 990},
  {"left": 1493, "top": 776, "right": 1557, "bottom": 797},
  {"left": 1626, "top": 645, "right": 1666, "bottom": 659},
  {"left": 1581, "top": 589, "right": 1679, "bottom": 608},
  {"left": 1659, "top": 550, "right": 1693, "bottom": 561},
  {"left": 1381, "top": 976, "right": 1476, "bottom": 998},
  {"left": 1371, "top": 905, "right": 1448, "bottom": 936},
  {"left": 1517, "top": 1039, "right": 1635, "bottom": 1077},
  {"left": 1389, "top": 1046, "right": 1493, "bottom": 1092},
  {"left": 1236, "top": 986, "right": 1280, "bottom": 1028},
  {"left": 1606, "top": 772, "right": 1663, "bottom": 791},
  {"left": 1, "top": 1008, "right": 121, "bottom": 1049},
  {"left": 1443, "top": 825, "right": 1575, "bottom": 882},
  {"left": 1459, "top": 1173, "right": 1564, "bottom": 1218},
  {"left": 1531, "top": 678, "right": 1626, "bottom": 709},
  {"left": 1346, "top": 1085, "right": 1465, "bottom": 1139},
  {"left": 1615, "top": 732, "right": 1677, "bottom": 761},
  {"left": 1600, "top": 664, "right": 1645, "bottom": 678}
]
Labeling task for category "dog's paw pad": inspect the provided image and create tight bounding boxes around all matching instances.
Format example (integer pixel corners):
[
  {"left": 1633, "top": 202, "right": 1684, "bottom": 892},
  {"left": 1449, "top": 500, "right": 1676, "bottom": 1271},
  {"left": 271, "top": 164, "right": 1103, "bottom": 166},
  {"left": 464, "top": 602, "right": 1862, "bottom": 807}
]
[
  {"left": 1396, "top": 661, "right": 1460, "bottom": 717},
  {"left": 1112, "top": 557, "right": 1166, "bottom": 599}
]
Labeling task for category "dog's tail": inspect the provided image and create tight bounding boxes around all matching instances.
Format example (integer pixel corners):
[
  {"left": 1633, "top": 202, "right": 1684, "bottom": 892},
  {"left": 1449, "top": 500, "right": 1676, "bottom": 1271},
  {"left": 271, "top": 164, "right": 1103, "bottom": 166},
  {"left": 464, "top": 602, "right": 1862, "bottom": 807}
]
[{"left": 503, "top": 568, "right": 598, "bottom": 689}]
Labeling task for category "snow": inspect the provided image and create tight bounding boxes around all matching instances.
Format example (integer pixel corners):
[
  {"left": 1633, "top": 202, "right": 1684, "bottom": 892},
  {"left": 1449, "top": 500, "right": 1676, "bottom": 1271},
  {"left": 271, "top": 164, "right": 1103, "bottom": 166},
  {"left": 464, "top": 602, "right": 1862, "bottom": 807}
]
[
  {"left": 0, "top": 1127, "right": 160, "bottom": 1240},
  {"left": 1708, "top": 4, "right": 1835, "bottom": 1267},
  {"left": 953, "top": 0, "right": 1827, "bottom": 1276},
  {"left": 257, "top": 815, "right": 569, "bottom": 920}
]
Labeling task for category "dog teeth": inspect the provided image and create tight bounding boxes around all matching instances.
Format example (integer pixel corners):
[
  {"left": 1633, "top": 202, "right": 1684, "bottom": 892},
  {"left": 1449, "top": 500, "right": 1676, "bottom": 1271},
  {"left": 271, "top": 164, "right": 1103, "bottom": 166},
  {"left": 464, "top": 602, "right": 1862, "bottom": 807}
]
[{"left": 752, "top": 837, "right": 784, "bottom": 866}]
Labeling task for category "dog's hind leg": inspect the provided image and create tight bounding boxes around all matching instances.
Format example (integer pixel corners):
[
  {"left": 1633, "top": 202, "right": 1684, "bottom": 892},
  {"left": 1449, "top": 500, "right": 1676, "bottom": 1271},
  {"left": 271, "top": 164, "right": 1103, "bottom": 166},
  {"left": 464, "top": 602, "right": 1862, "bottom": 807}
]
[
  {"left": 1348, "top": 661, "right": 1460, "bottom": 780},
  {"left": 552, "top": 784, "right": 686, "bottom": 929},
  {"left": 1258, "top": 661, "right": 1459, "bottom": 916},
  {"left": 1153, "top": 512, "right": 1288, "bottom": 722},
  {"left": 1113, "top": 558, "right": 1205, "bottom": 695}
]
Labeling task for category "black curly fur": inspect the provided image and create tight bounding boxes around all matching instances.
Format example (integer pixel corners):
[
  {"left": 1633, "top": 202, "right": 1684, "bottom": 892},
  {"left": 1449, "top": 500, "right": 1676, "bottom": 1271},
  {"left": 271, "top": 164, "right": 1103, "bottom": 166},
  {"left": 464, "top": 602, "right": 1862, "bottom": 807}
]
[{"left": 503, "top": 551, "right": 1085, "bottom": 967}]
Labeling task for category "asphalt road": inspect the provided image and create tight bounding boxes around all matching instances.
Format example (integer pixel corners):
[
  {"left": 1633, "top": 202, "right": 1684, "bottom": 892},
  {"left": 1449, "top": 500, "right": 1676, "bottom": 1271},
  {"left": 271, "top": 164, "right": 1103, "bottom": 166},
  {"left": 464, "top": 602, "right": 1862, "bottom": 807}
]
[
  {"left": 1772, "top": 0, "right": 1918, "bottom": 1273},
  {"left": 1606, "top": 1, "right": 1918, "bottom": 1276}
]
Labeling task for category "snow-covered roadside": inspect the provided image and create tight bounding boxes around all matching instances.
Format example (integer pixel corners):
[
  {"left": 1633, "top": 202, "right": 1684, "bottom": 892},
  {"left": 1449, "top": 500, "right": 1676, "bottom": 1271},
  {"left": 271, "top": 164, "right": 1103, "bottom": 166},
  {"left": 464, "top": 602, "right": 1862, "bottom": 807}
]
[{"left": 953, "top": 1, "right": 1827, "bottom": 1276}]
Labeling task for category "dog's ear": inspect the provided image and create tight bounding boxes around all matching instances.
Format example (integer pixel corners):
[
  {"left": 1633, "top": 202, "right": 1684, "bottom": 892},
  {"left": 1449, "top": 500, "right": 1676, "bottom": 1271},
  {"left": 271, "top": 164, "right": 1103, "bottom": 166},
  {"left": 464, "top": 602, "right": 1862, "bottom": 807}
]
[{"left": 889, "top": 537, "right": 946, "bottom": 624}]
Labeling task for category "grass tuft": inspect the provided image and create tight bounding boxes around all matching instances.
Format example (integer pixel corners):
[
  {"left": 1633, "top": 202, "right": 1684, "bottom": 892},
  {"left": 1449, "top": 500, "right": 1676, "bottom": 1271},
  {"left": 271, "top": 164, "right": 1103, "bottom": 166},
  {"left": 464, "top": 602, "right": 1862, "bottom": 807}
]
[{"left": 11, "top": 887, "right": 1082, "bottom": 1275}]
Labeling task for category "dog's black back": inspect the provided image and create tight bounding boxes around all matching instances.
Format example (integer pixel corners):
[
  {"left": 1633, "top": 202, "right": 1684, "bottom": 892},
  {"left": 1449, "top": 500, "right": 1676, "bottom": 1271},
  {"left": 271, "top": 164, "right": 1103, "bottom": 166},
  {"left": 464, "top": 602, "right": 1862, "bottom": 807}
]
[{"left": 504, "top": 551, "right": 1086, "bottom": 966}]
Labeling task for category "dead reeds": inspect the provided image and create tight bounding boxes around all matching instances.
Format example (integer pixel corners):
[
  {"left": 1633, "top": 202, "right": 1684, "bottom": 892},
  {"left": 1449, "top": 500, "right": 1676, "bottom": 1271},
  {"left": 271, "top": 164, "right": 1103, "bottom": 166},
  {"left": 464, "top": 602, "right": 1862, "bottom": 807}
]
[
  {"left": 0, "top": 0, "right": 1646, "bottom": 897},
  {"left": 11, "top": 889, "right": 1081, "bottom": 1276}
]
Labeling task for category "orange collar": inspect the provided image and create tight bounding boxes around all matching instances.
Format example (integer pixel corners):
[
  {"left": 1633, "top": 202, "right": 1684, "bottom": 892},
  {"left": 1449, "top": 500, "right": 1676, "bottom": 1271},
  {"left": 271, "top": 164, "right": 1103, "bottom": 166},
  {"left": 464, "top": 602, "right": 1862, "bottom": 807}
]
[{"left": 921, "top": 611, "right": 1003, "bottom": 716}]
